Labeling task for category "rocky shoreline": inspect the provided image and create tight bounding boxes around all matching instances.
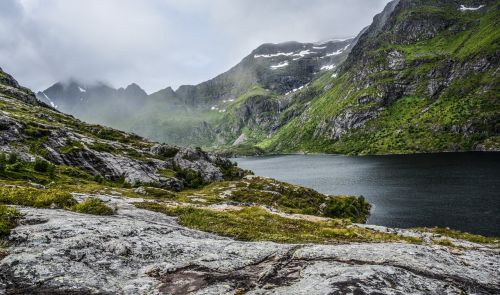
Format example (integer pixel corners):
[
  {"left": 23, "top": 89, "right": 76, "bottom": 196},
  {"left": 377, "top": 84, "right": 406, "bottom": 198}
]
[{"left": 1, "top": 194, "right": 498, "bottom": 294}]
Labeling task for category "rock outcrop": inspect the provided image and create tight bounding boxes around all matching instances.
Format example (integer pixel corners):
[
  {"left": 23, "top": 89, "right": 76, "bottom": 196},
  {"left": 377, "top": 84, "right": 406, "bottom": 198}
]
[
  {"left": 1, "top": 194, "right": 498, "bottom": 294},
  {"left": 0, "top": 67, "right": 242, "bottom": 191}
]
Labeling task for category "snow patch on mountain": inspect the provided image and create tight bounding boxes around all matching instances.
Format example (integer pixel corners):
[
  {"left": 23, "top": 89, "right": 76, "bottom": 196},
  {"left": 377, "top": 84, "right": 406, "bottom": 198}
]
[
  {"left": 254, "top": 52, "right": 294, "bottom": 58},
  {"left": 459, "top": 4, "right": 485, "bottom": 11},
  {"left": 270, "top": 61, "right": 289, "bottom": 69},
  {"left": 324, "top": 49, "right": 344, "bottom": 57},
  {"left": 285, "top": 84, "right": 309, "bottom": 95},
  {"left": 294, "top": 50, "right": 315, "bottom": 57},
  {"left": 321, "top": 64, "right": 336, "bottom": 71},
  {"left": 41, "top": 92, "right": 58, "bottom": 108}
]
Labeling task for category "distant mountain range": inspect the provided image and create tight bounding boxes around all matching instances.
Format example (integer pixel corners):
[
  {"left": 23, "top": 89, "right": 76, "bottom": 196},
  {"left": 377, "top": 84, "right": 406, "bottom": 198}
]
[{"left": 37, "top": 0, "right": 500, "bottom": 154}]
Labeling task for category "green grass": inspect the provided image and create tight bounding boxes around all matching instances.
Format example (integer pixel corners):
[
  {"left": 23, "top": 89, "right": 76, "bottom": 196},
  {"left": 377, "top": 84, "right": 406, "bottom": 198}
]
[
  {"left": 0, "top": 205, "right": 21, "bottom": 238},
  {"left": 0, "top": 186, "right": 77, "bottom": 208},
  {"left": 158, "top": 168, "right": 176, "bottom": 178},
  {"left": 59, "top": 139, "right": 84, "bottom": 154},
  {"left": 175, "top": 176, "right": 371, "bottom": 223},
  {"left": 135, "top": 203, "right": 420, "bottom": 244},
  {"left": 415, "top": 227, "right": 499, "bottom": 244},
  {"left": 70, "top": 197, "right": 114, "bottom": 215},
  {"left": 89, "top": 142, "right": 116, "bottom": 153},
  {"left": 227, "top": 177, "right": 371, "bottom": 222}
]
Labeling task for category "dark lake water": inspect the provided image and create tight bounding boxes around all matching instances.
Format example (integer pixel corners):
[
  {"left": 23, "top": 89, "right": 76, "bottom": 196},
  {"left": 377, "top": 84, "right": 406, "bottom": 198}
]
[{"left": 235, "top": 153, "right": 500, "bottom": 236}]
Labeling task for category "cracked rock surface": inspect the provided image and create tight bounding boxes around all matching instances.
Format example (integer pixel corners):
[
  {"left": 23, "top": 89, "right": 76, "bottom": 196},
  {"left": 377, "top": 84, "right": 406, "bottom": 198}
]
[{"left": 0, "top": 195, "right": 499, "bottom": 295}]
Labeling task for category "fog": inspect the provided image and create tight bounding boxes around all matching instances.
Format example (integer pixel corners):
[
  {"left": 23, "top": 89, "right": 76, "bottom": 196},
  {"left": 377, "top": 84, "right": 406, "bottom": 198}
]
[{"left": 0, "top": 0, "right": 390, "bottom": 93}]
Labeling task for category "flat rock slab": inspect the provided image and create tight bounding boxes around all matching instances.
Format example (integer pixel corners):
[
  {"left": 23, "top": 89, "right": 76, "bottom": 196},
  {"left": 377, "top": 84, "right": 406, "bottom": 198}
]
[{"left": 0, "top": 195, "right": 499, "bottom": 294}]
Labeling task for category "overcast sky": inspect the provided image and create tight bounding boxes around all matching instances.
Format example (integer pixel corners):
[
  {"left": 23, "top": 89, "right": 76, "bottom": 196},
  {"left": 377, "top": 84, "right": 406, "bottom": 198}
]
[{"left": 0, "top": 0, "right": 390, "bottom": 93}]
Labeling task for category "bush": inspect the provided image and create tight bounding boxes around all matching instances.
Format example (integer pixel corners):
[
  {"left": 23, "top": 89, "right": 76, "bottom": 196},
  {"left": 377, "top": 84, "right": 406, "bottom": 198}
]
[
  {"left": 0, "top": 205, "right": 21, "bottom": 237},
  {"left": 70, "top": 197, "right": 114, "bottom": 215},
  {"left": 8, "top": 162, "right": 24, "bottom": 172},
  {"left": 0, "top": 153, "right": 6, "bottom": 173},
  {"left": 7, "top": 153, "right": 18, "bottom": 164},
  {"left": 324, "top": 196, "right": 371, "bottom": 223},
  {"left": 175, "top": 168, "right": 204, "bottom": 188},
  {"left": 33, "top": 157, "right": 52, "bottom": 172},
  {"left": 90, "top": 142, "right": 115, "bottom": 153},
  {"left": 33, "top": 190, "right": 77, "bottom": 208}
]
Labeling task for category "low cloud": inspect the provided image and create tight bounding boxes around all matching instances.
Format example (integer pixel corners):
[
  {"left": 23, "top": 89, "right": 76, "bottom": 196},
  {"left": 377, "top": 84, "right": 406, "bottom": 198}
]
[{"left": 0, "top": 0, "right": 390, "bottom": 93}]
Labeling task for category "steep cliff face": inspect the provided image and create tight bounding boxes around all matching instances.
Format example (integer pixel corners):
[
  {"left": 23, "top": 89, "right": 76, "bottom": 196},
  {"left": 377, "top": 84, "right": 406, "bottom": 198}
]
[{"left": 258, "top": 0, "right": 499, "bottom": 154}]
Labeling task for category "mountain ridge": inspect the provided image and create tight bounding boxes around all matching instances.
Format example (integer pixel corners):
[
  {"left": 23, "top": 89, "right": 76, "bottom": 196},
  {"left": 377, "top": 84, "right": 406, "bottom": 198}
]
[{"left": 34, "top": 0, "right": 500, "bottom": 154}]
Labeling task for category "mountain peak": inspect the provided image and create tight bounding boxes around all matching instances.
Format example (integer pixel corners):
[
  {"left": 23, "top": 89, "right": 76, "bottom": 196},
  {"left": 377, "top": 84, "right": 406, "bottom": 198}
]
[{"left": 123, "top": 83, "right": 147, "bottom": 97}]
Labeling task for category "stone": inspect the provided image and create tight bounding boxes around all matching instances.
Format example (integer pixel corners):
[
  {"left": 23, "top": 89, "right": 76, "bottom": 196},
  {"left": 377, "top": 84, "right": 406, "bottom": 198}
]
[{"left": 1, "top": 194, "right": 498, "bottom": 294}]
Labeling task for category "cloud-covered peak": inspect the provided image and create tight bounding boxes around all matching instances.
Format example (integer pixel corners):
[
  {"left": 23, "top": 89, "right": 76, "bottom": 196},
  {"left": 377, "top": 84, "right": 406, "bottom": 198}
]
[{"left": 0, "top": 0, "right": 390, "bottom": 93}]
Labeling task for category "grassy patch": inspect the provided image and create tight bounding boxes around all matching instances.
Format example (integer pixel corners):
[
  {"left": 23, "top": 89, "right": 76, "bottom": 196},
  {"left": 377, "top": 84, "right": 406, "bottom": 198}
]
[
  {"left": 0, "top": 205, "right": 21, "bottom": 238},
  {"left": 434, "top": 238, "right": 456, "bottom": 248},
  {"left": 70, "top": 197, "right": 114, "bottom": 215},
  {"left": 175, "top": 168, "right": 205, "bottom": 189},
  {"left": 158, "top": 168, "right": 176, "bottom": 178},
  {"left": 415, "top": 227, "right": 499, "bottom": 244},
  {"left": 89, "top": 142, "right": 116, "bottom": 153},
  {"left": 214, "top": 177, "right": 371, "bottom": 223},
  {"left": 59, "top": 139, "right": 84, "bottom": 154},
  {"left": 135, "top": 203, "right": 420, "bottom": 244},
  {"left": 0, "top": 186, "right": 77, "bottom": 208}
]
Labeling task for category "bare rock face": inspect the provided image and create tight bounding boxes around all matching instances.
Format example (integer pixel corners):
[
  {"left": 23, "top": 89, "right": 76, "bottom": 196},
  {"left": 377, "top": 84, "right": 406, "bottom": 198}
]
[{"left": 1, "top": 195, "right": 498, "bottom": 294}]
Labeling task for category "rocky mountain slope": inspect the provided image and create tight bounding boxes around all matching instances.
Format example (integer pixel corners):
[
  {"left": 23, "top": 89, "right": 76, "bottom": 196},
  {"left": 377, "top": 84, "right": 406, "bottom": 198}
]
[
  {"left": 255, "top": 0, "right": 500, "bottom": 154},
  {"left": 2, "top": 67, "right": 241, "bottom": 191},
  {"left": 2, "top": 66, "right": 499, "bottom": 294},
  {"left": 37, "top": 0, "right": 499, "bottom": 155},
  {"left": 36, "top": 39, "right": 354, "bottom": 147}
]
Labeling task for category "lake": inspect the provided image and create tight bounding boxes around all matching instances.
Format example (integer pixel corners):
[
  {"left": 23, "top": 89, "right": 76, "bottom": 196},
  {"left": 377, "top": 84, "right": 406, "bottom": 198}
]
[{"left": 235, "top": 152, "right": 500, "bottom": 236}]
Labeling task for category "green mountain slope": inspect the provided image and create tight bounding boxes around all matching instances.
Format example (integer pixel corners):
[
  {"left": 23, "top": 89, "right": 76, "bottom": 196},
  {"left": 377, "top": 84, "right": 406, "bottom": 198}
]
[
  {"left": 32, "top": 0, "right": 499, "bottom": 155},
  {"left": 251, "top": 0, "right": 500, "bottom": 154},
  {"left": 37, "top": 40, "right": 353, "bottom": 147}
]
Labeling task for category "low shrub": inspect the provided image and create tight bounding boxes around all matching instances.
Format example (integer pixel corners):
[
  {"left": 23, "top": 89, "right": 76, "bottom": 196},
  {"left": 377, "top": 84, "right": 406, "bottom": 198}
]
[
  {"left": 33, "top": 157, "right": 54, "bottom": 173},
  {"left": 0, "top": 205, "right": 21, "bottom": 237},
  {"left": 70, "top": 197, "right": 114, "bottom": 215},
  {"left": 90, "top": 142, "right": 116, "bottom": 153},
  {"left": 415, "top": 227, "right": 499, "bottom": 244},
  {"left": 324, "top": 196, "right": 371, "bottom": 223},
  {"left": 175, "top": 168, "right": 204, "bottom": 188}
]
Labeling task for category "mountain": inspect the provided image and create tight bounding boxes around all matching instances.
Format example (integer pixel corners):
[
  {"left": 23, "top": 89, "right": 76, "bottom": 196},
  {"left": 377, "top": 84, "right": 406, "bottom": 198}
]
[
  {"left": 172, "top": 38, "right": 354, "bottom": 106},
  {"left": 255, "top": 0, "right": 500, "bottom": 154},
  {"left": 36, "top": 38, "right": 354, "bottom": 147},
  {"left": 35, "top": 0, "right": 499, "bottom": 155},
  {"left": 1, "top": 66, "right": 499, "bottom": 294}
]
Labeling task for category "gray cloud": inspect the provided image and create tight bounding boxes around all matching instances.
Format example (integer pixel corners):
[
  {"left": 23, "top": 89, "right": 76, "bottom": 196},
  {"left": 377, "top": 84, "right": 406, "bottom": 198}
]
[{"left": 0, "top": 0, "right": 390, "bottom": 93}]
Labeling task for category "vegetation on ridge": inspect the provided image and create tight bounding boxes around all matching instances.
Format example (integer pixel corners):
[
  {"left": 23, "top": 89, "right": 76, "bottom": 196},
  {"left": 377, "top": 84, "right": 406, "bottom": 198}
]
[{"left": 135, "top": 204, "right": 420, "bottom": 244}]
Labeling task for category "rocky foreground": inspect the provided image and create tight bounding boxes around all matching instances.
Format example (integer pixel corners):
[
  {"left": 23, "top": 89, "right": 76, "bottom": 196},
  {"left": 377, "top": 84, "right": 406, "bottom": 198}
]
[{"left": 1, "top": 194, "right": 498, "bottom": 295}]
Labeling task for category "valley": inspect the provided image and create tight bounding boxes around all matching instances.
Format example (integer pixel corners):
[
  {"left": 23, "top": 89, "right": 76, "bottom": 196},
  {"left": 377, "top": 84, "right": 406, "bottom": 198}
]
[
  {"left": 0, "top": 0, "right": 499, "bottom": 293},
  {"left": 36, "top": 0, "right": 500, "bottom": 156}
]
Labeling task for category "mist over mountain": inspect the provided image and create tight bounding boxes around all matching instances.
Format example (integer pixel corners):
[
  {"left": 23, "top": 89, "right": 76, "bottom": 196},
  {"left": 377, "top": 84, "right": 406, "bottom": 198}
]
[
  {"left": 1, "top": 1, "right": 500, "bottom": 293},
  {"left": 37, "top": 38, "right": 355, "bottom": 146},
  {"left": 35, "top": 0, "right": 500, "bottom": 155}
]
